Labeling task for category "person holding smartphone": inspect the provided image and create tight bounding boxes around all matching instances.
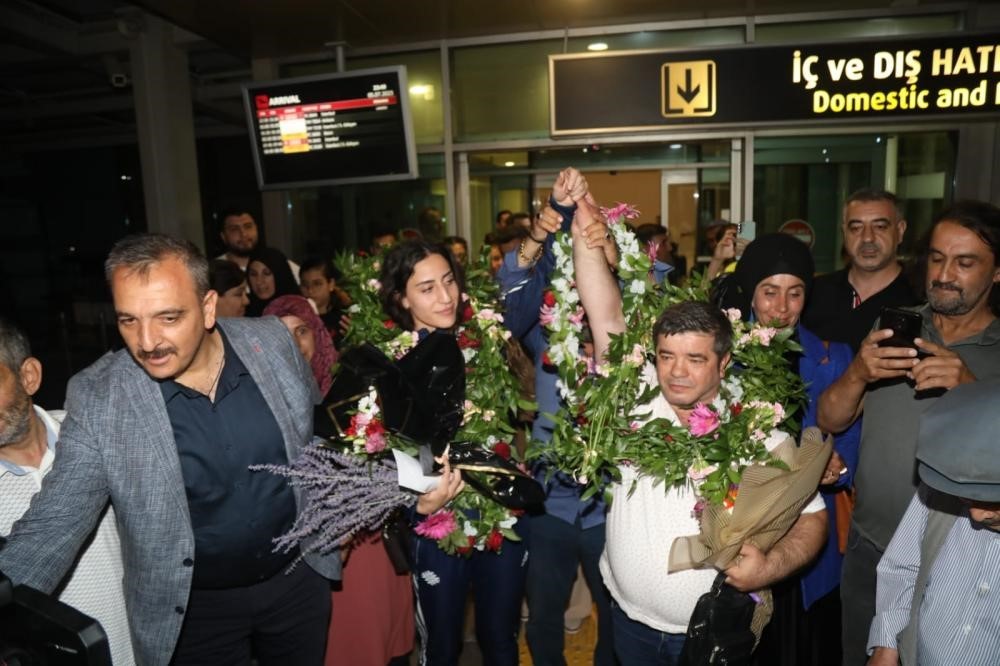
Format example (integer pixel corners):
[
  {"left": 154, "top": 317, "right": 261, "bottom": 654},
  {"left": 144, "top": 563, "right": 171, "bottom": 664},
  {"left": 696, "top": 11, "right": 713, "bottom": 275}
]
[{"left": 817, "top": 200, "right": 1000, "bottom": 666}]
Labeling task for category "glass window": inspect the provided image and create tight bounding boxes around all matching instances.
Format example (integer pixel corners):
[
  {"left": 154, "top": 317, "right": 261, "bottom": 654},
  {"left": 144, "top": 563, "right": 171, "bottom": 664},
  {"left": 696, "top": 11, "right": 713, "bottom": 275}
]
[
  {"left": 286, "top": 152, "right": 448, "bottom": 258},
  {"left": 755, "top": 14, "right": 959, "bottom": 44},
  {"left": 564, "top": 27, "right": 744, "bottom": 53},
  {"left": 452, "top": 40, "right": 560, "bottom": 141},
  {"left": 465, "top": 141, "right": 733, "bottom": 280},
  {"left": 753, "top": 131, "right": 955, "bottom": 274}
]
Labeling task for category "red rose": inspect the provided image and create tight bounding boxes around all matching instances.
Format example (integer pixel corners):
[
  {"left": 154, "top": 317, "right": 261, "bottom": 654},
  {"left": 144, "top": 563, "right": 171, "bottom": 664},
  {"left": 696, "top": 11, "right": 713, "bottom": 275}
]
[
  {"left": 367, "top": 419, "right": 386, "bottom": 437},
  {"left": 485, "top": 529, "right": 504, "bottom": 552},
  {"left": 510, "top": 508, "right": 525, "bottom": 517},
  {"left": 729, "top": 403, "right": 743, "bottom": 417},
  {"left": 461, "top": 304, "right": 475, "bottom": 322},
  {"left": 542, "top": 291, "right": 556, "bottom": 307},
  {"left": 383, "top": 319, "right": 397, "bottom": 329},
  {"left": 456, "top": 535, "right": 476, "bottom": 556},
  {"left": 541, "top": 351, "right": 554, "bottom": 367},
  {"left": 493, "top": 441, "right": 512, "bottom": 460},
  {"left": 458, "top": 330, "right": 481, "bottom": 349}
]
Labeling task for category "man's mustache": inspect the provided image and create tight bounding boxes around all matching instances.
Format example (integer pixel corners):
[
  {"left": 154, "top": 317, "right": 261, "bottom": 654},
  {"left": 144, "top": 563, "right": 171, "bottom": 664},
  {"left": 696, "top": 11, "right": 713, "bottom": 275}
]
[
  {"left": 137, "top": 347, "right": 176, "bottom": 360},
  {"left": 930, "top": 280, "right": 962, "bottom": 292}
]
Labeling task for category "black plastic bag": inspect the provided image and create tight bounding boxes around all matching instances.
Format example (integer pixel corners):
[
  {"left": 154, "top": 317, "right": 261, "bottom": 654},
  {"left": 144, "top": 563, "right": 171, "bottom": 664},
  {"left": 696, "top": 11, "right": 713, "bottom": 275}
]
[{"left": 678, "top": 572, "right": 756, "bottom": 666}]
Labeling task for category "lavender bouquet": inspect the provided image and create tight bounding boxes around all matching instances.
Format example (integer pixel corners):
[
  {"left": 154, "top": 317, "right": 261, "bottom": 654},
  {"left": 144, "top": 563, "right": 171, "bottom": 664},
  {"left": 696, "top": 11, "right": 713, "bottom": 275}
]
[{"left": 254, "top": 442, "right": 416, "bottom": 558}]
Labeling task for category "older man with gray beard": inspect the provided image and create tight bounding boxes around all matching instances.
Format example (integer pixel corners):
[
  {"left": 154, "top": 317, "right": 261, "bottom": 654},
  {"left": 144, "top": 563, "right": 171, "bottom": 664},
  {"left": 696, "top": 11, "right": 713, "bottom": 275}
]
[{"left": 0, "top": 318, "right": 134, "bottom": 664}]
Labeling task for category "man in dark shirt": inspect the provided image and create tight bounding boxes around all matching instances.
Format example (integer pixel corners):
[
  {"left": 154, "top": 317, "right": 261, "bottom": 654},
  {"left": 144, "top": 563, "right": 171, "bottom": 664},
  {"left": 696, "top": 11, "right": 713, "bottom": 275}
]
[
  {"left": 802, "top": 188, "right": 920, "bottom": 351},
  {"left": 0, "top": 234, "right": 338, "bottom": 665}
]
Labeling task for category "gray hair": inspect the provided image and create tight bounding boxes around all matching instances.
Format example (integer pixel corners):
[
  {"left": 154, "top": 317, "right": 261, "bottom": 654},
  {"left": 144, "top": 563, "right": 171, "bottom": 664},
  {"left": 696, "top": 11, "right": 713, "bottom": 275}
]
[
  {"left": 0, "top": 317, "right": 32, "bottom": 373},
  {"left": 105, "top": 233, "right": 210, "bottom": 298},
  {"left": 844, "top": 187, "right": 905, "bottom": 222}
]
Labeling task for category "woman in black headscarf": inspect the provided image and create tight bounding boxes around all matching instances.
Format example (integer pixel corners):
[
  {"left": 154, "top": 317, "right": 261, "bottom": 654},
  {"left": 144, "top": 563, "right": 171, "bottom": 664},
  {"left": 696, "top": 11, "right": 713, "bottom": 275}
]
[
  {"left": 245, "top": 246, "right": 299, "bottom": 317},
  {"left": 715, "top": 233, "right": 860, "bottom": 666}
]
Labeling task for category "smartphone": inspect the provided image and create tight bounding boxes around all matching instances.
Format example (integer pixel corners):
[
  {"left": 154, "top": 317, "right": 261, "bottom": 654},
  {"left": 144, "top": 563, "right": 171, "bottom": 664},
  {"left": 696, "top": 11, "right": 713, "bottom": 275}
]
[
  {"left": 737, "top": 220, "right": 756, "bottom": 241},
  {"left": 877, "top": 307, "right": 922, "bottom": 349}
]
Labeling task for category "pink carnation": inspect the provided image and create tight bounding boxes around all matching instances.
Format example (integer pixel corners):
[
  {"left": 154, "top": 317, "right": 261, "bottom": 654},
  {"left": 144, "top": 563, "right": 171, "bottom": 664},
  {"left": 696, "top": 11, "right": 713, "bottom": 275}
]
[
  {"left": 415, "top": 510, "right": 458, "bottom": 540},
  {"left": 365, "top": 431, "right": 387, "bottom": 454},
  {"left": 688, "top": 403, "right": 720, "bottom": 437}
]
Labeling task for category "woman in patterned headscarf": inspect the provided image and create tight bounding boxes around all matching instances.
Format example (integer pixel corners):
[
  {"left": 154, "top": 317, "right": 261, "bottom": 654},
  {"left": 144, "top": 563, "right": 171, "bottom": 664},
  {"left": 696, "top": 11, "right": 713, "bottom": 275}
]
[{"left": 263, "top": 295, "right": 337, "bottom": 397}]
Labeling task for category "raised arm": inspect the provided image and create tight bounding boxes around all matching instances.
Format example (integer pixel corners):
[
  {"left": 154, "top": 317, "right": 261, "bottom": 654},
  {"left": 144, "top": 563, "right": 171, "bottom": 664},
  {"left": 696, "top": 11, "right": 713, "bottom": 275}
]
[
  {"left": 572, "top": 193, "right": 624, "bottom": 361},
  {"left": 498, "top": 169, "right": 583, "bottom": 346}
]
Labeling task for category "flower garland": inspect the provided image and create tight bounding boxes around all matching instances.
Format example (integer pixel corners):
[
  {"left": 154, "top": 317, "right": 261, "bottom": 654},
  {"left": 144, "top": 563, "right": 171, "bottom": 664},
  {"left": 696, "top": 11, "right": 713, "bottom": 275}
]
[
  {"left": 331, "top": 249, "right": 527, "bottom": 555},
  {"left": 538, "top": 204, "right": 806, "bottom": 507}
]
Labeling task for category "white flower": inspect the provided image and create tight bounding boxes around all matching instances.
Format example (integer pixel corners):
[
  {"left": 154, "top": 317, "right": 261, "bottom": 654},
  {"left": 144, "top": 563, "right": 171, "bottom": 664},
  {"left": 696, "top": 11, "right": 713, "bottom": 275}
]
[
  {"left": 365, "top": 278, "right": 382, "bottom": 292},
  {"left": 724, "top": 308, "right": 743, "bottom": 323},
  {"left": 628, "top": 280, "right": 646, "bottom": 295},
  {"left": 462, "top": 347, "right": 476, "bottom": 363}
]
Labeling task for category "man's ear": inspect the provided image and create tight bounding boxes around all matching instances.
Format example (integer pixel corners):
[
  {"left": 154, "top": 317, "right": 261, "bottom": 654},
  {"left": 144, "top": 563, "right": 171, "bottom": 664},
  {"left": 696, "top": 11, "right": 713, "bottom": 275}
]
[
  {"left": 18, "top": 357, "right": 42, "bottom": 397},
  {"left": 719, "top": 351, "right": 732, "bottom": 375},
  {"left": 203, "top": 289, "right": 219, "bottom": 329}
]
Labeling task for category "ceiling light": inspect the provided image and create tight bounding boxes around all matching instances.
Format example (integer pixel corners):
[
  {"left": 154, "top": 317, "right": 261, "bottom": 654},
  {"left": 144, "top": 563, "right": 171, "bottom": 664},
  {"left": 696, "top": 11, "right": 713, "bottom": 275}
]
[
  {"left": 409, "top": 84, "right": 435, "bottom": 100},
  {"left": 588, "top": 42, "right": 609, "bottom": 52},
  {"left": 669, "top": 143, "right": 682, "bottom": 150},
  {"left": 504, "top": 161, "right": 515, "bottom": 167}
]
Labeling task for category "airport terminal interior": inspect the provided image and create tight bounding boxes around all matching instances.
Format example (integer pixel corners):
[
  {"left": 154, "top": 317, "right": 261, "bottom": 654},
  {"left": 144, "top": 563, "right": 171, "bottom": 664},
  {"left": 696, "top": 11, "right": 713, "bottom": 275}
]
[{"left": 2, "top": 2, "right": 1000, "bottom": 663}]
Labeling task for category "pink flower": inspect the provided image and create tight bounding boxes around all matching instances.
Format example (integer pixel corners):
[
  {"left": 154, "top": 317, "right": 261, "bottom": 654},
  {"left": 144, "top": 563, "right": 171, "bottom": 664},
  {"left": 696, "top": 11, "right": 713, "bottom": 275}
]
[
  {"left": 752, "top": 326, "right": 777, "bottom": 346},
  {"left": 568, "top": 306, "right": 585, "bottom": 326},
  {"left": 600, "top": 202, "right": 641, "bottom": 222},
  {"left": 688, "top": 403, "right": 720, "bottom": 437},
  {"left": 364, "top": 420, "right": 387, "bottom": 453},
  {"left": 539, "top": 305, "right": 556, "bottom": 326},
  {"left": 724, "top": 308, "right": 744, "bottom": 323},
  {"left": 414, "top": 509, "right": 458, "bottom": 540}
]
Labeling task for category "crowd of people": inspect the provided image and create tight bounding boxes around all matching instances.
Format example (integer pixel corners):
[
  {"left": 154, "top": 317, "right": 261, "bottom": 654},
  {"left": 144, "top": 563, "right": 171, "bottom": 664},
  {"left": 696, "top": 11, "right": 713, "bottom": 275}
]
[{"left": 2, "top": 169, "right": 999, "bottom": 666}]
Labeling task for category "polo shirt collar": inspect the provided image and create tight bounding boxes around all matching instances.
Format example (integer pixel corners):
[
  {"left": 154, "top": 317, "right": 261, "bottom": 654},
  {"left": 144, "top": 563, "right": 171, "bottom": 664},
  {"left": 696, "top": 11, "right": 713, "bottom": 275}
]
[{"left": 0, "top": 404, "right": 58, "bottom": 477}]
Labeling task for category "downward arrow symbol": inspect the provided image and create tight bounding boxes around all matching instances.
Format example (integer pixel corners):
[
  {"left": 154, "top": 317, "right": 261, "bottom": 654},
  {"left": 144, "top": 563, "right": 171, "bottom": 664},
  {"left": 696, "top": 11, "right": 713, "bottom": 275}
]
[{"left": 677, "top": 69, "right": 700, "bottom": 103}]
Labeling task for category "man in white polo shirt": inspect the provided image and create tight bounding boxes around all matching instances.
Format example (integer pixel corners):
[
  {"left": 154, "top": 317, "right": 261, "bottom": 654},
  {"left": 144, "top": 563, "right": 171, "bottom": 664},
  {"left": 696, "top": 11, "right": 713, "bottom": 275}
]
[
  {"left": 572, "top": 198, "right": 827, "bottom": 663},
  {"left": 0, "top": 319, "right": 134, "bottom": 665}
]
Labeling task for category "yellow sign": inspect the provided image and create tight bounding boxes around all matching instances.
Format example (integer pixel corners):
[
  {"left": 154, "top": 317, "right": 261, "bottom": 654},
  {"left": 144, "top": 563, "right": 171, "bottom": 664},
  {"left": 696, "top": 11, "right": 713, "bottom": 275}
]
[{"left": 662, "top": 60, "right": 717, "bottom": 117}]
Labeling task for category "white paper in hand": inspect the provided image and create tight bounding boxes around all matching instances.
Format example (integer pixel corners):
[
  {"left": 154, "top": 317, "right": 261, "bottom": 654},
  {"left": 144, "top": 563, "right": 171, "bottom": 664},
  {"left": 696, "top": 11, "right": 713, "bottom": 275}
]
[{"left": 392, "top": 449, "right": 440, "bottom": 493}]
